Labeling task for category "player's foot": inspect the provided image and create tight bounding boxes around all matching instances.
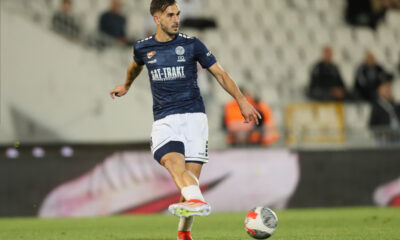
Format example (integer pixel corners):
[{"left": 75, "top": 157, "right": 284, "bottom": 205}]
[
  {"left": 177, "top": 231, "right": 193, "bottom": 240},
  {"left": 168, "top": 199, "right": 211, "bottom": 217}
]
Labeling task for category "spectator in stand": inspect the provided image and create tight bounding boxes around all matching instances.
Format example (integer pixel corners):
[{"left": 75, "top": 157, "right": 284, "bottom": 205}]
[
  {"left": 397, "top": 51, "right": 400, "bottom": 74},
  {"left": 345, "top": 0, "right": 400, "bottom": 30},
  {"left": 52, "top": 0, "right": 81, "bottom": 39},
  {"left": 354, "top": 50, "right": 393, "bottom": 102},
  {"left": 223, "top": 87, "right": 279, "bottom": 146},
  {"left": 369, "top": 78, "right": 400, "bottom": 143},
  {"left": 99, "top": 0, "right": 134, "bottom": 46},
  {"left": 308, "top": 46, "right": 349, "bottom": 101}
]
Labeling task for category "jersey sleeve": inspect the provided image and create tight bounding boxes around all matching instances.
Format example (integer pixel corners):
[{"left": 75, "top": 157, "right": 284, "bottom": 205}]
[
  {"left": 133, "top": 43, "right": 145, "bottom": 66},
  {"left": 194, "top": 38, "right": 217, "bottom": 68}
]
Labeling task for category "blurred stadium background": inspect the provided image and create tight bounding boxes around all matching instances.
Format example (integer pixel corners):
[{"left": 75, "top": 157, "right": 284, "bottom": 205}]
[{"left": 1, "top": 0, "right": 400, "bottom": 222}]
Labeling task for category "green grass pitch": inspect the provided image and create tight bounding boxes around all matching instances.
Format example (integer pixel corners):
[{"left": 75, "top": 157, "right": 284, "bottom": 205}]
[{"left": 0, "top": 207, "right": 399, "bottom": 240}]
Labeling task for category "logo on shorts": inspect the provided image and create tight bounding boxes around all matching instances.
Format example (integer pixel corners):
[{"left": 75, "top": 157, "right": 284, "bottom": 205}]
[
  {"left": 205, "top": 140, "right": 208, "bottom": 157},
  {"left": 147, "top": 51, "right": 156, "bottom": 59},
  {"left": 198, "top": 141, "right": 209, "bottom": 157}
]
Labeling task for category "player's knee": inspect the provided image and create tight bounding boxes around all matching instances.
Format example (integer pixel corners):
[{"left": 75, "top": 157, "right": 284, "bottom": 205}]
[{"left": 161, "top": 153, "right": 185, "bottom": 173}]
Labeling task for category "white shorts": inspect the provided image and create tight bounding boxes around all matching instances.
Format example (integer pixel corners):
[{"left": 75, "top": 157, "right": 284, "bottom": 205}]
[{"left": 150, "top": 113, "right": 209, "bottom": 164}]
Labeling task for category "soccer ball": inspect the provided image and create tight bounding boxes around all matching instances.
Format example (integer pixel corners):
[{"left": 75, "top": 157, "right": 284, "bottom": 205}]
[{"left": 244, "top": 207, "right": 278, "bottom": 239}]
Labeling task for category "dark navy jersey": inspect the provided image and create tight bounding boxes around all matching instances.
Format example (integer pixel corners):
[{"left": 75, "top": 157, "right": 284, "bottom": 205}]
[{"left": 133, "top": 33, "right": 217, "bottom": 121}]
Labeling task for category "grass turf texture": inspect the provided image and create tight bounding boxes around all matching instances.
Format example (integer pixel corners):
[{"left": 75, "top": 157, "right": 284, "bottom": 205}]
[{"left": 0, "top": 207, "right": 399, "bottom": 240}]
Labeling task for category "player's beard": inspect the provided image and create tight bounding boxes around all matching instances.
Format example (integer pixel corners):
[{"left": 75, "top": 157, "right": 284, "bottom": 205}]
[{"left": 160, "top": 22, "right": 179, "bottom": 37}]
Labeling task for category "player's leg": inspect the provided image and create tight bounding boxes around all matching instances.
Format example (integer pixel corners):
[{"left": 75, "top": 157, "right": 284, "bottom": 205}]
[
  {"left": 162, "top": 153, "right": 209, "bottom": 218},
  {"left": 161, "top": 153, "right": 200, "bottom": 190},
  {"left": 152, "top": 116, "right": 200, "bottom": 191},
  {"left": 177, "top": 163, "right": 203, "bottom": 240},
  {"left": 177, "top": 162, "right": 203, "bottom": 202}
]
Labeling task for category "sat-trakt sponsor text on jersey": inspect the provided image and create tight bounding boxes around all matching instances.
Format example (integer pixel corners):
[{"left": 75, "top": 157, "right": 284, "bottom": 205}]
[{"left": 133, "top": 33, "right": 217, "bottom": 121}]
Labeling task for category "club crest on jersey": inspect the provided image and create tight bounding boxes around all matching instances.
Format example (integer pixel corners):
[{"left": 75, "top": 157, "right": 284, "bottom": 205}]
[
  {"left": 175, "top": 46, "right": 185, "bottom": 55},
  {"left": 176, "top": 46, "right": 186, "bottom": 62},
  {"left": 147, "top": 51, "right": 156, "bottom": 59}
]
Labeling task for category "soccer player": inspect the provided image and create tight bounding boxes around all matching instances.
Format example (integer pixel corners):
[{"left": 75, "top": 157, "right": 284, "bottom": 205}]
[{"left": 109, "top": 0, "right": 260, "bottom": 239}]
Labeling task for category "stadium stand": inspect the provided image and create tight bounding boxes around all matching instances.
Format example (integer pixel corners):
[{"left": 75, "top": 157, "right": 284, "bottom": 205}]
[{"left": 1, "top": 0, "right": 400, "bottom": 148}]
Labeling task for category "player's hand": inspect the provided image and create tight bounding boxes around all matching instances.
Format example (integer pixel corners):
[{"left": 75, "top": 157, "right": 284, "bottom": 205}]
[
  {"left": 237, "top": 97, "right": 262, "bottom": 125},
  {"left": 110, "top": 84, "right": 130, "bottom": 99}
]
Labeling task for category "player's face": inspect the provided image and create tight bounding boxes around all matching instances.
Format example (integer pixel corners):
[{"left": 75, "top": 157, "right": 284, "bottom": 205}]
[
  {"left": 323, "top": 47, "right": 333, "bottom": 63},
  {"left": 158, "top": 4, "right": 180, "bottom": 36}
]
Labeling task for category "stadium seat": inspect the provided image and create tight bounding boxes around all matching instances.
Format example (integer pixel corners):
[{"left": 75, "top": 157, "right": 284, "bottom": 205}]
[
  {"left": 269, "top": 29, "right": 290, "bottom": 48},
  {"left": 304, "top": 14, "right": 322, "bottom": 29},
  {"left": 354, "top": 28, "right": 377, "bottom": 49},
  {"left": 340, "top": 64, "right": 354, "bottom": 89},
  {"left": 268, "top": 0, "right": 287, "bottom": 11},
  {"left": 280, "top": 10, "right": 302, "bottom": 29},
  {"left": 260, "top": 86, "right": 280, "bottom": 106},
  {"left": 345, "top": 103, "right": 372, "bottom": 130},
  {"left": 291, "top": 66, "right": 310, "bottom": 90},
  {"left": 386, "top": 11, "right": 400, "bottom": 28},
  {"left": 309, "top": 0, "right": 330, "bottom": 12}
]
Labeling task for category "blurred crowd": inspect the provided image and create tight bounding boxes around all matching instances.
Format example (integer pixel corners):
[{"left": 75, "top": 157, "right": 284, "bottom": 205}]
[
  {"left": 307, "top": 45, "right": 400, "bottom": 144},
  {"left": 51, "top": 0, "right": 135, "bottom": 48},
  {"left": 345, "top": 0, "right": 400, "bottom": 30},
  {"left": 51, "top": 0, "right": 216, "bottom": 49},
  {"left": 48, "top": 0, "right": 400, "bottom": 146}
]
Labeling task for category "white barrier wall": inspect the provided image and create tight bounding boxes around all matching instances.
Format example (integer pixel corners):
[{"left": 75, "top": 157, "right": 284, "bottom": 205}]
[{"left": 0, "top": 8, "right": 153, "bottom": 143}]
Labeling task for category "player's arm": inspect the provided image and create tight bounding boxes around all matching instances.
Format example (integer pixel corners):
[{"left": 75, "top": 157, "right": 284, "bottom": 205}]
[
  {"left": 208, "top": 62, "right": 261, "bottom": 124},
  {"left": 110, "top": 60, "right": 143, "bottom": 99}
]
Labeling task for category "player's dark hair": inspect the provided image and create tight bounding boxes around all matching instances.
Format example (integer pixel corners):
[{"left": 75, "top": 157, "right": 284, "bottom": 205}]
[{"left": 150, "top": 0, "right": 176, "bottom": 16}]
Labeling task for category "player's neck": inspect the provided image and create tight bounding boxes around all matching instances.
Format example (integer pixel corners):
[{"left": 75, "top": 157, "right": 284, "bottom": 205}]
[{"left": 155, "top": 30, "right": 177, "bottom": 42}]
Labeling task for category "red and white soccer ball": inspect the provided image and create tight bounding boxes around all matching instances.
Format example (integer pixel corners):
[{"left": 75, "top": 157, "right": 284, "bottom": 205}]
[{"left": 244, "top": 207, "right": 278, "bottom": 239}]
